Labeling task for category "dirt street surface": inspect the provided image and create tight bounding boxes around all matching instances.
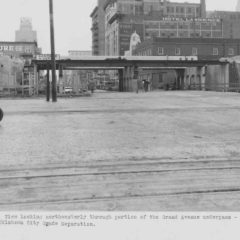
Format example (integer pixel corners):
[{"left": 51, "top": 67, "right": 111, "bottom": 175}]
[{"left": 0, "top": 91, "right": 240, "bottom": 211}]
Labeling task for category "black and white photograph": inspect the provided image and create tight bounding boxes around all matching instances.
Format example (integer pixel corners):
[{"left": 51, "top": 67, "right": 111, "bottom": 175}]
[{"left": 0, "top": 0, "right": 240, "bottom": 239}]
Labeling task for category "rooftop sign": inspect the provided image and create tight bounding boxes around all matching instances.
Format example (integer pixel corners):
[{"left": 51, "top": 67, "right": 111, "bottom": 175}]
[
  {"left": 0, "top": 44, "right": 35, "bottom": 54},
  {"left": 162, "top": 17, "right": 221, "bottom": 23}
]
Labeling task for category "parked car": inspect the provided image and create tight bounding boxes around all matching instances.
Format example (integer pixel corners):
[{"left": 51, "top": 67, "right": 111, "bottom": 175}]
[{"left": 63, "top": 87, "right": 73, "bottom": 94}]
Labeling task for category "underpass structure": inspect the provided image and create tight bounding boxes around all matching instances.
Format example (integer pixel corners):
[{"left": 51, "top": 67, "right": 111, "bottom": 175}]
[{"left": 32, "top": 56, "right": 230, "bottom": 93}]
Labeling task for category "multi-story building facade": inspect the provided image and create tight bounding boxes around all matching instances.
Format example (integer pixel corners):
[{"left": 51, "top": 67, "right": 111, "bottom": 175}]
[
  {"left": 143, "top": 17, "right": 223, "bottom": 39},
  {"left": 68, "top": 50, "right": 92, "bottom": 58},
  {"left": 0, "top": 41, "right": 41, "bottom": 95},
  {"left": 207, "top": 11, "right": 240, "bottom": 39},
  {"left": 133, "top": 37, "right": 240, "bottom": 59},
  {"left": 236, "top": 0, "right": 240, "bottom": 11},
  {"left": 132, "top": 37, "right": 240, "bottom": 91},
  {"left": 15, "top": 18, "right": 37, "bottom": 42},
  {"left": 90, "top": 0, "right": 106, "bottom": 55},
  {"left": 104, "top": 0, "right": 210, "bottom": 56}
]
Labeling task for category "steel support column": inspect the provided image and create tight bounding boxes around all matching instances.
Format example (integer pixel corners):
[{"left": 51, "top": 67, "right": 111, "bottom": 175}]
[{"left": 118, "top": 69, "right": 124, "bottom": 92}]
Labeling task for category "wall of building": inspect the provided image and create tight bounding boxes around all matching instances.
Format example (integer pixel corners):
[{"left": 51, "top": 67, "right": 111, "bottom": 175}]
[
  {"left": 237, "top": 0, "right": 240, "bottom": 11},
  {"left": 133, "top": 38, "right": 240, "bottom": 60},
  {"left": 103, "top": 0, "right": 207, "bottom": 55},
  {"left": 144, "top": 18, "right": 222, "bottom": 39},
  {"left": 91, "top": 0, "right": 106, "bottom": 55},
  {"left": 15, "top": 18, "right": 37, "bottom": 42},
  {"left": 207, "top": 11, "right": 240, "bottom": 39},
  {"left": 0, "top": 55, "right": 25, "bottom": 94},
  {"left": 0, "top": 42, "right": 39, "bottom": 96}
]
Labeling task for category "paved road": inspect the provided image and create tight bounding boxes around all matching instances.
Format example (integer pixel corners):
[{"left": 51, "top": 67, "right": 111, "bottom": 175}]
[{"left": 0, "top": 91, "right": 240, "bottom": 211}]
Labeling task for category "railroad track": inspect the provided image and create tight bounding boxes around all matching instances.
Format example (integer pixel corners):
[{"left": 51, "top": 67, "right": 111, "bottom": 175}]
[{"left": 0, "top": 157, "right": 240, "bottom": 211}]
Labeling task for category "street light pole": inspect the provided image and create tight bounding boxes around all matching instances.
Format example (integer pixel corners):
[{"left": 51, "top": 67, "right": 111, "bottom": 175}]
[{"left": 49, "top": 0, "right": 57, "bottom": 102}]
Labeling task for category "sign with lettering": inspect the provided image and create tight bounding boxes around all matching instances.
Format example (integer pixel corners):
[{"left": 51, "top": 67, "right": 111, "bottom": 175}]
[
  {"left": 162, "top": 17, "right": 221, "bottom": 23},
  {"left": 36, "top": 54, "right": 60, "bottom": 60},
  {"left": 0, "top": 44, "right": 35, "bottom": 54}
]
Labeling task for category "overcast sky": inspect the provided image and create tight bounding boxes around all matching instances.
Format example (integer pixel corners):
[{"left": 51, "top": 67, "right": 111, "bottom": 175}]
[{"left": 0, "top": 0, "right": 239, "bottom": 55}]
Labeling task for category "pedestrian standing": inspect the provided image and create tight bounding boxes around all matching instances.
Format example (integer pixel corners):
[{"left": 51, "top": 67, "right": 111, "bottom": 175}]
[
  {"left": 88, "top": 80, "right": 95, "bottom": 94},
  {"left": 143, "top": 80, "right": 149, "bottom": 92}
]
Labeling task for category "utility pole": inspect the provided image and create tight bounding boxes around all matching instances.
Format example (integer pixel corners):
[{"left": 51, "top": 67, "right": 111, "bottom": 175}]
[
  {"left": 46, "top": 66, "right": 50, "bottom": 102},
  {"left": 49, "top": 0, "right": 57, "bottom": 102}
]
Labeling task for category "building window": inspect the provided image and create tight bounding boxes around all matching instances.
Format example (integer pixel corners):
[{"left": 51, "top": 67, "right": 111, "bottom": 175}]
[
  {"left": 192, "top": 47, "right": 198, "bottom": 56},
  {"left": 213, "top": 48, "right": 219, "bottom": 56},
  {"left": 158, "top": 47, "right": 164, "bottom": 55},
  {"left": 147, "top": 49, "right": 152, "bottom": 56},
  {"left": 228, "top": 48, "right": 234, "bottom": 55},
  {"left": 175, "top": 48, "right": 181, "bottom": 56}
]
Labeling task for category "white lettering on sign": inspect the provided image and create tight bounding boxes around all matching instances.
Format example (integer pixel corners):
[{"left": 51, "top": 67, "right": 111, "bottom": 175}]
[
  {"left": 0, "top": 45, "right": 34, "bottom": 53},
  {"left": 25, "top": 47, "right": 33, "bottom": 53},
  {"left": 36, "top": 54, "right": 60, "bottom": 60},
  {"left": 162, "top": 17, "right": 221, "bottom": 23},
  {"left": 15, "top": 46, "right": 23, "bottom": 52}
]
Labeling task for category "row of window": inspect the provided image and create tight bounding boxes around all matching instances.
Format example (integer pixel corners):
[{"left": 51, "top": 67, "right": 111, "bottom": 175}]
[
  {"left": 144, "top": 31, "right": 222, "bottom": 38},
  {"left": 144, "top": 21, "right": 220, "bottom": 29},
  {"left": 167, "top": 6, "right": 199, "bottom": 14},
  {"left": 138, "top": 47, "right": 235, "bottom": 56},
  {"left": 157, "top": 47, "right": 235, "bottom": 56}
]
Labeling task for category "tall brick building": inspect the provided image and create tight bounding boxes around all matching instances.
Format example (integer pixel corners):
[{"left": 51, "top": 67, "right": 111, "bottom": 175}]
[
  {"left": 133, "top": 37, "right": 240, "bottom": 59},
  {"left": 236, "top": 0, "right": 240, "bottom": 11},
  {"left": 90, "top": 0, "right": 106, "bottom": 55},
  {"left": 103, "top": 0, "right": 210, "bottom": 56},
  {"left": 207, "top": 11, "right": 240, "bottom": 39}
]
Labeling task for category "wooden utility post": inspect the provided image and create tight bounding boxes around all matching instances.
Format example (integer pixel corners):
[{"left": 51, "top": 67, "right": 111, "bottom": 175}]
[
  {"left": 46, "top": 67, "right": 50, "bottom": 102},
  {"left": 49, "top": 0, "right": 57, "bottom": 102}
]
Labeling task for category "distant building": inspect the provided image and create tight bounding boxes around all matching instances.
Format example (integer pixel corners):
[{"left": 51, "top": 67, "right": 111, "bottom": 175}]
[
  {"left": 90, "top": 0, "right": 106, "bottom": 55},
  {"left": 104, "top": 0, "right": 208, "bottom": 56},
  {"left": 207, "top": 11, "right": 240, "bottom": 39},
  {"left": 236, "top": 0, "right": 240, "bottom": 11},
  {"left": 0, "top": 41, "right": 40, "bottom": 95},
  {"left": 132, "top": 37, "right": 240, "bottom": 91},
  {"left": 0, "top": 41, "right": 39, "bottom": 60},
  {"left": 133, "top": 37, "right": 240, "bottom": 59},
  {"left": 68, "top": 50, "right": 92, "bottom": 58},
  {"left": 143, "top": 17, "right": 223, "bottom": 40},
  {"left": 0, "top": 55, "right": 24, "bottom": 92},
  {"left": 15, "top": 18, "right": 37, "bottom": 42}
]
